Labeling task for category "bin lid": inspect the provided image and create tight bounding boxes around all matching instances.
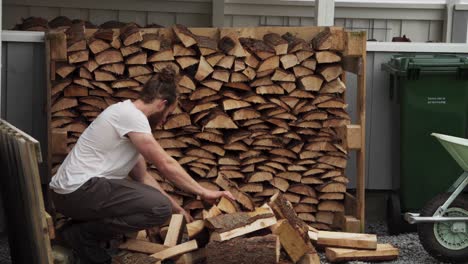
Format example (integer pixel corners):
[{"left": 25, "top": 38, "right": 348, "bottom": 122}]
[{"left": 382, "top": 54, "right": 468, "bottom": 76}]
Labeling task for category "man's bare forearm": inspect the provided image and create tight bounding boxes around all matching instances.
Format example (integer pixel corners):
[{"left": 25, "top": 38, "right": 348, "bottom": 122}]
[
  {"left": 138, "top": 173, "right": 183, "bottom": 212},
  {"left": 160, "top": 157, "right": 206, "bottom": 196}
]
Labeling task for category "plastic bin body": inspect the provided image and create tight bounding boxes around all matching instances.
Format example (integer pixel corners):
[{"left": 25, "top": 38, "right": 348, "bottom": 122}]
[{"left": 383, "top": 55, "right": 468, "bottom": 211}]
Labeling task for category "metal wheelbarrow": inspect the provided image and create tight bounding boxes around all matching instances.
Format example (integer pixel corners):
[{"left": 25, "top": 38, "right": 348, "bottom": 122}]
[{"left": 405, "top": 133, "right": 468, "bottom": 263}]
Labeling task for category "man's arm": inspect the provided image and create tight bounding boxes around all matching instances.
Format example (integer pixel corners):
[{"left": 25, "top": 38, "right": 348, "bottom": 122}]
[
  {"left": 129, "top": 156, "right": 193, "bottom": 221},
  {"left": 128, "top": 132, "right": 235, "bottom": 202}
]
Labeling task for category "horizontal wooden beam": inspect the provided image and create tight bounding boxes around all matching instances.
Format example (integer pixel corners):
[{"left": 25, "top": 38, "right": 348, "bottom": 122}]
[
  {"left": 346, "top": 124, "right": 361, "bottom": 150},
  {"left": 343, "top": 32, "right": 366, "bottom": 58}
]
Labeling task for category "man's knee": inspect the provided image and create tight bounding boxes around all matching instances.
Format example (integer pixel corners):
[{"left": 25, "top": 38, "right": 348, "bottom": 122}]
[{"left": 146, "top": 193, "right": 172, "bottom": 226}]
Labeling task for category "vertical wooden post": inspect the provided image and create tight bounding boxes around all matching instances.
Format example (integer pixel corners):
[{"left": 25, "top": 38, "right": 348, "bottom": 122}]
[{"left": 357, "top": 33, "right": 367, "bottom": 232}]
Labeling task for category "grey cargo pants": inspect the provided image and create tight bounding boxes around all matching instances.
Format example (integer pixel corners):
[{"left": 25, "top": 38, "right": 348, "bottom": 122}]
[{"left": 52, "top": 177, "right": 172, "bottom": 236}]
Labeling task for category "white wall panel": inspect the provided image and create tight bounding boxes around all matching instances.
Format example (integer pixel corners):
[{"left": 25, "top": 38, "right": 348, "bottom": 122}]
[
  {"left": 224, "top": 15, "right": 233, "bottom": 27},
  {"left": 372, "top": 19, "right": 388, "bottom": 41},
  {"left": 387, "top": 20, "right": 402, "bottom": 39},
  {"left": 118, "top": 10, "right": 147, "bottom": 26},
  {"left": 401, "top": 20, "right": 430, "bottom": 42},
  {"left": 147, "top": 12, "right": 176, "bottom": 27},
  {"left": 3, "top": 6, "right": 29, "bottom": 29},
  {"left": 265, "top": 16, "right": 284, "bottom": 26},
  {"left": 2, "top": 0, "right": 448, "bottom": 43},
  {"left": 176, "top": 13, "right": 211, "bottom": 27},
  {"left": 232, "top": 15, "right": 260, "bottom": 27},
  {"left": 88, "top": 9, "right": 118, "bottom": 26},
  {"left": 59, "top": 8, "right": 89, "bottom": 21},
  {"left": 429, "top": 20, "right": 443, "bottom": 42},
  {"left": 334, "top": 18, "right": 346, "bottom": 27},
  {"left": 28, "top": 6, "right": 60, "bottom": 21},
  {"left": 288, "top": 17, "right": 301, "bottom": 26},
  {"left": 300, "top": 17, "right": 315, "bottom": 26}
]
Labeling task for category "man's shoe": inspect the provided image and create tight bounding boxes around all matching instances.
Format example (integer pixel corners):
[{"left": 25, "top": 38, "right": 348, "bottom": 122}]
[{"left": 61, "top": 224, "right": 112, "bottom": 264}]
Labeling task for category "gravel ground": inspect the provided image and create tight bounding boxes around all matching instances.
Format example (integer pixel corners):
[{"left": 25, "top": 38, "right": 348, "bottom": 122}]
[
  {"left": 317, "top": 222, "right": 446, "bottom": 264},
  {"left": 0, "top": 223, "right": 454, "bottom": 264}
]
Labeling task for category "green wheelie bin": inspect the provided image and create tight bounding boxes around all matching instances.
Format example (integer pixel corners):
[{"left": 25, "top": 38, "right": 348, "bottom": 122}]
[{"left": 382, "top": 55, "right": 468, "bottom": 234}]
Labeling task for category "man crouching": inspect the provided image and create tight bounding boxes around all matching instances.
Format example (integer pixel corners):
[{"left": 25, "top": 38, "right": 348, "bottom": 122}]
[{"left": 49, "top": 67, "right": 234, "bottom": 263}]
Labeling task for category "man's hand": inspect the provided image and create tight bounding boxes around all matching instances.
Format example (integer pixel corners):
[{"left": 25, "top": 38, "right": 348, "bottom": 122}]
[
  {"left": 200, "top": 189, "right": 235, "bottom": 204},
  {"left": 174, "top": 205, "right": 193, "bottom": 223}
]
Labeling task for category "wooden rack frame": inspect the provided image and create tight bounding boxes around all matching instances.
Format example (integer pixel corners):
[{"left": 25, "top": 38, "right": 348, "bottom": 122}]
[{"left": 45, "top": 26, "right": 367, "bottom": 232}]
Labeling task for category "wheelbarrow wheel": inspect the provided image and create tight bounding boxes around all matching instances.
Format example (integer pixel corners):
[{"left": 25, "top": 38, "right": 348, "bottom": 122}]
[{"left": 418, "top": 193, "right": 468, "bottom": 263}]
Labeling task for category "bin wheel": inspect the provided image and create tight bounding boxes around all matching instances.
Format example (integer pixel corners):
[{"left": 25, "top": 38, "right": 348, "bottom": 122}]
[
  {"left": 387, "top": 192, "right": 403, "bottom": 235},
  {"left": 417, "top": 193, "right": 468, "bottom": 263}
]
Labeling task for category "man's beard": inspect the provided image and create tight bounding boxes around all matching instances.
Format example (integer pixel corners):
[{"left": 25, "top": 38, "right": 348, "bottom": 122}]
[{"left": 148, "top": 111, "right": 165, "bottom": 130}]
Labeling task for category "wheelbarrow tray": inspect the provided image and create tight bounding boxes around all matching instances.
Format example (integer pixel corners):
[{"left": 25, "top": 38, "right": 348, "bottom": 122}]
[{"left": 432, "top": 133, "right": 468, "bottom": 171}]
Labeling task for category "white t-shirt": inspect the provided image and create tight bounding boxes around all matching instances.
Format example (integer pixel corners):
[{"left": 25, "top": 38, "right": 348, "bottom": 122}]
[{"left": 50, "top": 100, "right": 151, "bottom": 194}]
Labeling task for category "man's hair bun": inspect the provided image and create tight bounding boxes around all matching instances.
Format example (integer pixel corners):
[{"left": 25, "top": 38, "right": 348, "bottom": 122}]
[{"left": 159, "top": 66, "right": 176, "bottom": 83}]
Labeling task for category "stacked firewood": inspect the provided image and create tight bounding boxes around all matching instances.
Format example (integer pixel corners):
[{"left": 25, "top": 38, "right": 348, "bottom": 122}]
[{"left": 50, "top": 23, "right": 350, "bottom": 230}]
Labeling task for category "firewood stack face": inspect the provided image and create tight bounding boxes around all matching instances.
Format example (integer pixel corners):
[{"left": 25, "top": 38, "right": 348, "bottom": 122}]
[{"left": 50, "top": 24, "right": 350, "bottom": 230}]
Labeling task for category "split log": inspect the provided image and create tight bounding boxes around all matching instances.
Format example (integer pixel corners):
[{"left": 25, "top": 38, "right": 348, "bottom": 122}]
[
  {"left": 202, "top": 111, "right": 238, "bottom": 129},
  {"left": 164, "top": 214, "right": 186, "bottom": 247},
  {"left": 64, "top": 84, "right": 88, "bottom": 97},
  {"left": 128, "top": 65, "right": 152, "bottom": 78},
  {"left": 119, "top": 239, "right": 168, "bottom": 254},
  {"left": 282, "top": 32, "right": 310, "bottom": 53},
  {"left": 68, "top": 50, "right": 89, "bottom": 64},
  {"left": 95, "top": 49, "right": 123, "bottom": 65},
  {"left": 88, "top": 38, "right": 110, "bottom": 54},
  {"left": 94, "top": 28, "right": 115, "bottom": 42},
  {"left": 217, "top": 55, "right": 235, "bottom": 69},
  {"left": 206, "top": 207, "right": 276, "bottom": 241},
  {"left": 120, "top": 23, "right": 142, "bottom": 46},
  {"left": 296, "top": 50, "right": 314, "bottom": 63},
  {"left": 270, "top": 219, "right": 308, "bottom": 263},
  {"left": 141, "top": 34, "right": 161, "bottom": 51},
  {"left": 94, "top": 70, "right": 116, "bottom": 81},
  {"left": 195, "top": 56, "right": 214, "bottom": 81},
  {"left": 174, "top": 44, "right": 197, "bottom": 57},
  {"left": 239, "top": 37, "right": 274, "bottom": 60},
  {"left": 206, "top": 235, "right": 280, "bottom": 264},
  {"left": 173, "top": 24, "right": 197, "bottom": 47},
  {"left": 318, "top": 64, "right": 343, "bottom": 82},
  {"left": 126, "top": 52, "right": 147, "bottom": 65},
  {"left": 120, "top": 45, "right": 141, "bottom": 57},
  {"left": 195, "top": 35, "right": 218, "bottom": 56},
  {"left": 315, "top": 51, "right": 341, "bottom": 64},
  {"left": 56, "top": 63, "right": 76, "bottom": 78},
  {"left": 325, "top": 244, "right": 399, "bottom": 263},
  {"left": 268, "top": 192, "right": 309, "bottom": 239},
  {"left": 264, "top": 33, "right": 288, "bottom": 55},
  {"left": 148, "top": 49, "right": 175, "bottom": 62},
  {"left": 321, "top": 78, "right": 346, "bottom": 94},
  {"left": 83, "top": 59, "right": 99, "bottom": 72},
  {"left": 257, "top": 56, "right": 279, "bottom": 72},
  {"left": 280, "top": 54, "right": 298, "bottom": 69},
  {"left": 293, "top": 66, "right": 314, "bottom": 77},
  {"left": 215, "top": 174, "right": 254, "bottom": 211},
  {"left": 300, "top": 75, "right": 324, "bottom": 91},
  {"left": 318, "top": 200, "right": 345, "bottom": 212},
  {"left": 150, "top": 240, "right": 198, "bottom": 262},
  {"left": 272, "top": 69, "right": 295, "bottom": 82},
  {"left": 217, "top": 197, "right": 240, "bottom": 214},
  {"left": 316, "top": 231, "right": 377, "bottom": 250},
  {"left": 187, "top": 220, "right": 205, "bottom": 239},
  {"left": 164, "top": 113, "right": 191, "bottom": 130}
]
